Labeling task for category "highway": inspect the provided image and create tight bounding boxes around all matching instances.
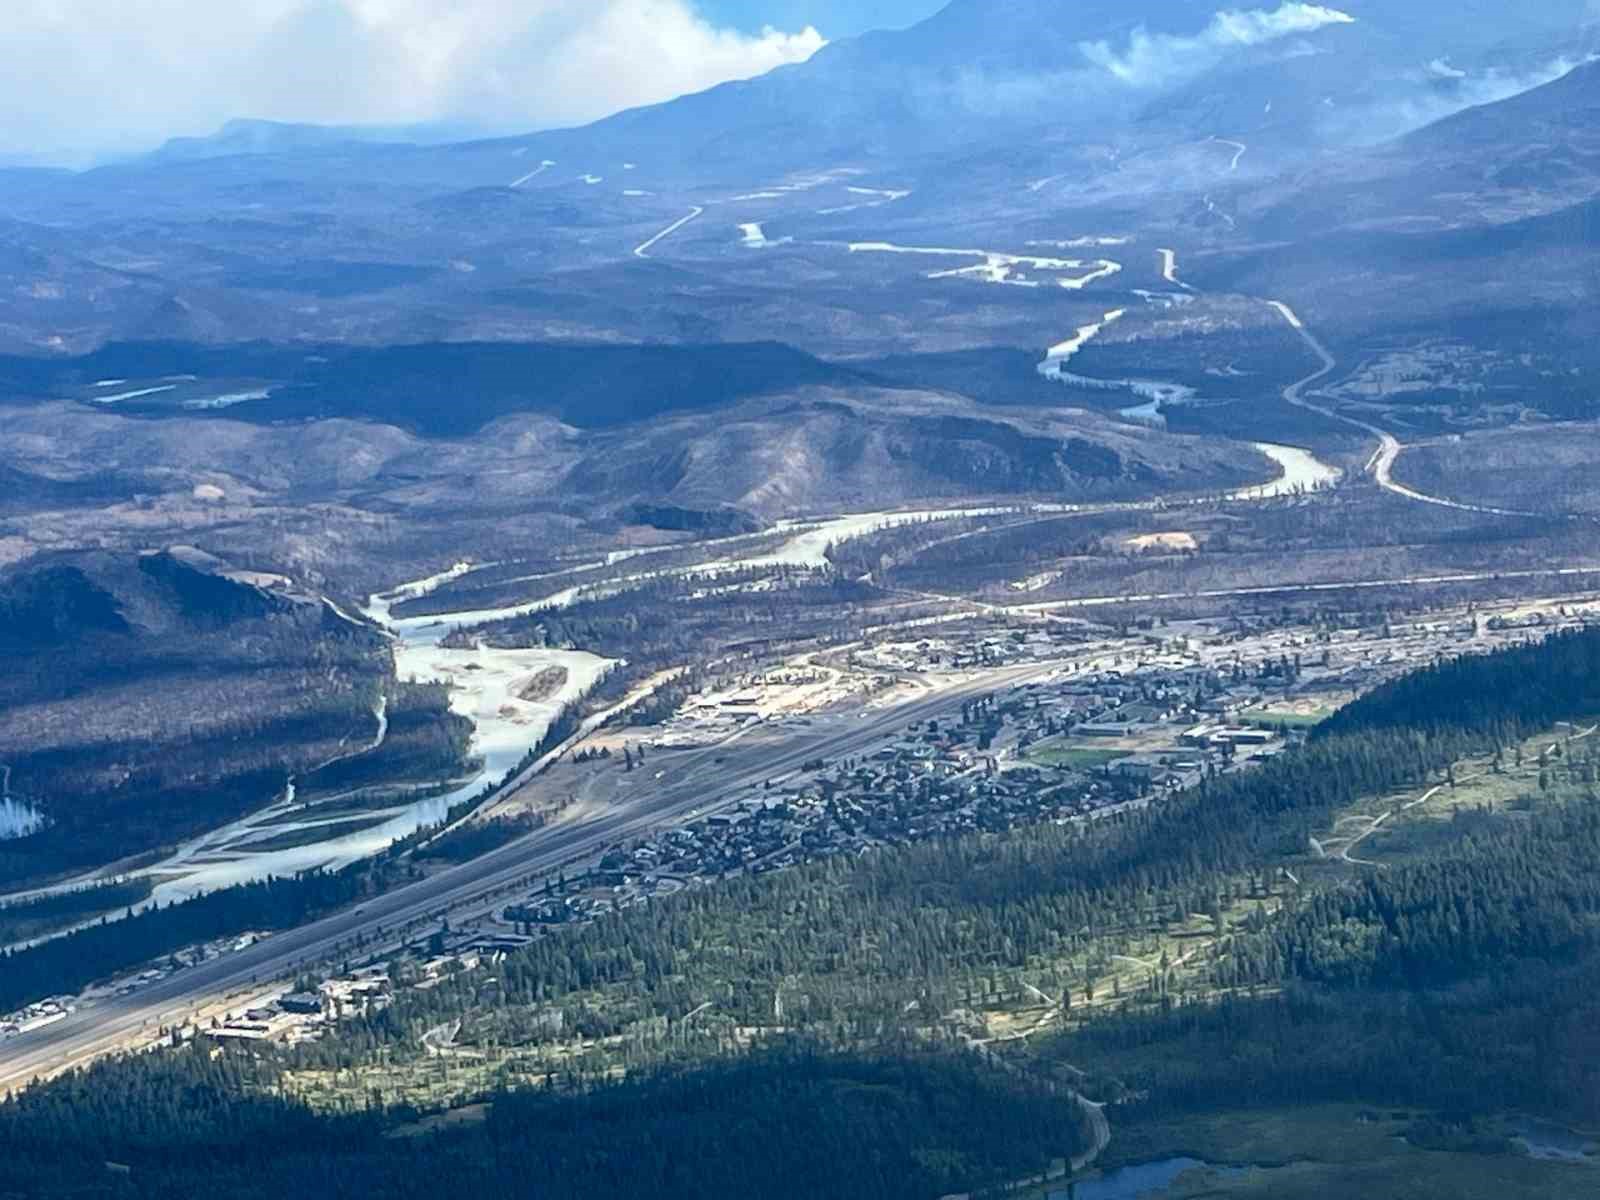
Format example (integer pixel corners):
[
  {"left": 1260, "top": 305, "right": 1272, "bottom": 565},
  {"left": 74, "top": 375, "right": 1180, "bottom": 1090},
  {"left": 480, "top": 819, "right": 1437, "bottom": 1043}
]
[
  {"left": 0, "top": 660, "right": 1061, "bottom": 1094},
  {"left": 1266, "top": 299, "right": 1552, "bottom": 519},
  {"left": 13, "top": 282, "right": 1572, "bottom": 1098},
  {"left": 1010, "top": 565, "right": 1600, "bottom": 614},
  {"left": 633, "top": 206, "right": 703, "bottom": 258},
  {"left": 509, "top": 159, "right": 555, "bottom": 188}
]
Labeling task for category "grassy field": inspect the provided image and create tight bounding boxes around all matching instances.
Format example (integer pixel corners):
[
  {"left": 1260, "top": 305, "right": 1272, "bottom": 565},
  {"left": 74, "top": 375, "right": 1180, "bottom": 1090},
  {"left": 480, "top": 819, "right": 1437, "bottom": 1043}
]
[
  {"left": 1312, "top": 716, "right": 1600, "bottom": 869},
  {"left": 1027, "top": 745, "right": 1125, "bottom": 771},
  {"left": 1242, "top": 706, "right": 1332, "bottom": 730},
  {"left": 1084, "top": 1106, "right": 1599, "bottom": 1200}
]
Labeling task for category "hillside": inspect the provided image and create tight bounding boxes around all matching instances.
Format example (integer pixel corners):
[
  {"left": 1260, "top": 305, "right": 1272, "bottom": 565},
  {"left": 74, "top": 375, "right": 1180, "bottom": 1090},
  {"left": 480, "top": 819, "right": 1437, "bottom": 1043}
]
[
  {"left": 563, "top": 391, "right": 1265, "bottom": 514},
  {"left": 0, "top": 2, "right": 1589, "bottom": 619},
  {"left": 509, "top": 0, "right": 1596, "bottom": 171},
  {"left": 1240, "top": 58, "right": 1600, "bottom": 238},
  {"left": 2, "top": 7, "right": 1599, "bottom": 1199},
  {"left": 0, "top": 550, "right": 395, "bottom": 887},
  {"left": 0, "top": 373, "right": 1268, "bottom": 607}
]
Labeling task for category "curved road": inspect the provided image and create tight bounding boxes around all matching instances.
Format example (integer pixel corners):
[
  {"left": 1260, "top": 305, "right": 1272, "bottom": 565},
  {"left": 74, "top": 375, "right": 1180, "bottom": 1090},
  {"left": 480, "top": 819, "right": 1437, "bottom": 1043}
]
[{"left": 1264, "top": 300, "right": 1551, "bottom": 519}]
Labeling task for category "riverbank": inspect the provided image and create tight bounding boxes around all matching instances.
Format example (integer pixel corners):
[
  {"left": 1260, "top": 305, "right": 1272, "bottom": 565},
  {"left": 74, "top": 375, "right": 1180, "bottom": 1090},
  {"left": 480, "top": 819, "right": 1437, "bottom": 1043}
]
[{"left": 1069, "top": 1105, "right": 1597, "bottom": 1200}]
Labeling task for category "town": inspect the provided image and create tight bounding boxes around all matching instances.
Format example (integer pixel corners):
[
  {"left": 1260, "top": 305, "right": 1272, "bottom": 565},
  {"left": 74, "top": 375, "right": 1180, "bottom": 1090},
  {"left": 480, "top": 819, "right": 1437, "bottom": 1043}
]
[
  {"left": 15, "top": 592, "right": 1599, "bottom": 1052},
  {"left": 493, "top": 594, "right": 1600, "bottom": 928}
]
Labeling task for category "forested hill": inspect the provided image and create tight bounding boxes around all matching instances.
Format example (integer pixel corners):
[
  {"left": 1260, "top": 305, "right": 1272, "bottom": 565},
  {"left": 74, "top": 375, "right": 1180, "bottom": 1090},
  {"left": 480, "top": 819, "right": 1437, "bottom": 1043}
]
[
  {"left": 0, "top": 1046, "right": 1092, "bottom": 1200},
  {"left": 1318, "top": 625, "right": 1600, "bottom": 740}
]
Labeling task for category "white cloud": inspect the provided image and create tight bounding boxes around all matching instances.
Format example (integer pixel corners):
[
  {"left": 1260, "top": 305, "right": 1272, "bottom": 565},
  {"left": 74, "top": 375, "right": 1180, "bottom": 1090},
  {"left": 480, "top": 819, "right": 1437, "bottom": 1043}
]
[
  {"left": 1080, "top": 3, "right": 1356, "bottom": 87},
  {"left": 1440, "top": 57, "right": 1594, "bottom": 112},
  {"left": 0, "top": 0, "right": 826, "bottom": 163}
]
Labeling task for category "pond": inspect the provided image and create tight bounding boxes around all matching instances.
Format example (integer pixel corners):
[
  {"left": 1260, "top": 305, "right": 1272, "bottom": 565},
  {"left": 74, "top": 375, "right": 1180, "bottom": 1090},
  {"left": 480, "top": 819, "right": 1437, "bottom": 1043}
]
[
  {"left": 1512, "top": 1118, "right": 1598, "bottom": 1164},
  {"left": 1048, "top": 1157, "right": 1249, "bottom": 1200}
]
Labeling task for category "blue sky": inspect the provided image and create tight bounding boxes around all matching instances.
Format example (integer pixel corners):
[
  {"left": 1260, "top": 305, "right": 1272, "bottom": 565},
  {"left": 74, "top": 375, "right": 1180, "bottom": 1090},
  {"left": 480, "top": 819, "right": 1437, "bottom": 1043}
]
[{"left": 700, "top": 1, "right": 943, "bottom": 37}]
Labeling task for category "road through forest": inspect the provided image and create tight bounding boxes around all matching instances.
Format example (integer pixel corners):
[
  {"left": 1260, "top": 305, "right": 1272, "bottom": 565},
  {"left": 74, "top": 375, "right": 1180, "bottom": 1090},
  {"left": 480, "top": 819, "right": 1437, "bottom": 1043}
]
[{"left": 1264, "top": 300, "right": 1550, "bottom": 518}]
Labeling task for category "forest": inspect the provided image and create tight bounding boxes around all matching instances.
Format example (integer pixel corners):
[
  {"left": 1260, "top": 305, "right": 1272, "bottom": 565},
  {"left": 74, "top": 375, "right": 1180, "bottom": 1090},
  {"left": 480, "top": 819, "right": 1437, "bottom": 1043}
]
[
  {"left": 351, "top": 630, "right": 1600, "bottom": 1044},
  {"left": 0, "top": 1043, "right": 1091, "bottom": 1200},
  {"left": 391, "top": 536, "right": 794, "bottom": 621},
  {"left": 0, "top": 338, "right": 864, "bottom": 435}
]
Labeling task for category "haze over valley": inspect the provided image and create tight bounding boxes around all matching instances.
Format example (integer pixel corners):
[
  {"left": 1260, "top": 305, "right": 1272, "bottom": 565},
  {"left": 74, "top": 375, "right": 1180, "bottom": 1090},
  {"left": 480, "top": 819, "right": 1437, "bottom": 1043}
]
[{"left": 4, "top": 5, "right": 1600, "bottom": 1199}]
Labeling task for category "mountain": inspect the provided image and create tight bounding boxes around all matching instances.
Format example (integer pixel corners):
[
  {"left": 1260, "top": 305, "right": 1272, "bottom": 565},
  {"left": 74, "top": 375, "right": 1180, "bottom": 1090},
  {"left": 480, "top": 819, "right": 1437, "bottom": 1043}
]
[
  {"left": 1176, "top": 54, "right": 1600, "bottom": 430},
  {"left": 145, "top": 118, "right": 488, "bottom": 164},
  {"left": 1225, "top": 57, "right": 1600, "bottom": 269},
  {"left": 496, "top": 0, "right": 1598, "bottom": 174},
  {"left": 1237, "top": 57, "right": 1600, "bottom": 238},
  {"left": 0, "top": 0, "right": 1594, "bottom": 511},
  {"left": 9, "top": 1, "right": 1592, "bottom": 209},
  {"left": 0, "top": 561, "right": 130, "bottom": 649},
  {"left": 0, "top": 0, "right": 1592, "bottom": 358},
  {"left": 1398, "top": 55, "right": 1600, "bottom": 199},
  {"left": 560, "top": 391, "right": 1263, "bottom": 516}
]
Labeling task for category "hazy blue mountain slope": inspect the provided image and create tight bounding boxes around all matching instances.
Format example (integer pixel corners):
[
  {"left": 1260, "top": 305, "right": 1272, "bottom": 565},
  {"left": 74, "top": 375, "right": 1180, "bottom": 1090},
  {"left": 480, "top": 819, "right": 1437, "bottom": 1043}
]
[
  {"left": 1235, "top": 59, "right": 1600, "bottom": 241},
  {"left": 487, "top": 0, "right": 1597, "bottom": 173}
]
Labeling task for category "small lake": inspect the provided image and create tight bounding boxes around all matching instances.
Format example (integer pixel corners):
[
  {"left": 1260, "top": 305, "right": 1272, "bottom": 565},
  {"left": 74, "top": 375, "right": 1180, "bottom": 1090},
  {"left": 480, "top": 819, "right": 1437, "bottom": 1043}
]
[
  {"left": 1048, "top": 1157, "right": 1248, "bottom": 1200},
  {"left": 1512, "top": 1118, "right": 1598, "bottom": 1164}
]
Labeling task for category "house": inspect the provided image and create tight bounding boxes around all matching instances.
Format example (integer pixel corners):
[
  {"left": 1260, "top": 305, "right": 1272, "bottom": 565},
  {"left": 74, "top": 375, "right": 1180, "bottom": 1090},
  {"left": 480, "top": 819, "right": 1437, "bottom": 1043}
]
[
  {"left": 1112, "top": 702, "right": 1177, "bottom": 725},
  {"left": 1077, "top": 720, "right": 1140, "bottom": 738},
  {"left": 1209, "top": 726, "right": 1277, "bottom": 748},
  {"left": 1110, "top": 755, "right": 1170, "bottom": 783},
  {"left": 208, "top": 1022, "right": 275, "bottom": 1042}
]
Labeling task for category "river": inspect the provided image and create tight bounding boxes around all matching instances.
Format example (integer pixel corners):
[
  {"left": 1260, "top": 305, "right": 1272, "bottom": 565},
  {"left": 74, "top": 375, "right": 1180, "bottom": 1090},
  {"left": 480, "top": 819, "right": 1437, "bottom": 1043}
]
[
  {"left": 1512, "top": 1118, "right": 1599, "bottom": 1164},
  {"left": 1229, "top": 443, "right": 1343, "bottom": 501},
  {"left": 50, "top": 436, "right": 1340, "bottom": 913},
  {"left": 1049, "top": 1157, "right": 1256, "bottom": 1200},
  {"left": 140, "top": 574, "right": 617, "bottom": 905}
]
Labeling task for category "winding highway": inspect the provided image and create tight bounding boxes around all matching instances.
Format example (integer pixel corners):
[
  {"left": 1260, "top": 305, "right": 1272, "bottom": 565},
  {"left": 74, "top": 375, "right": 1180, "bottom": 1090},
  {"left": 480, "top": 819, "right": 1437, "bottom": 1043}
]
[
  {"left": 1212, "top": 137, "right": 1248, "bottom": 172},
  {"left": 0, "top": 661, "right": 1062, "bottom": 1094},
  {"left": 1265, "top": 300, "right": 1550, "bottom": 518}
]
